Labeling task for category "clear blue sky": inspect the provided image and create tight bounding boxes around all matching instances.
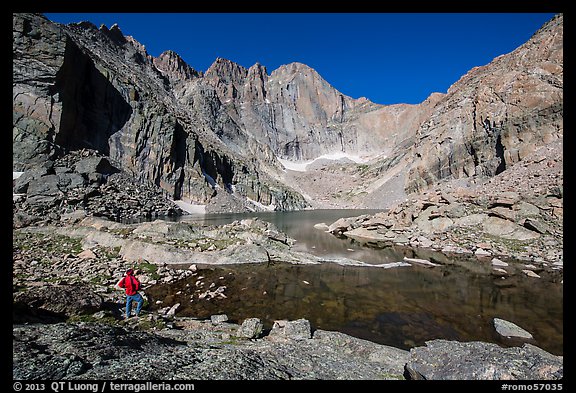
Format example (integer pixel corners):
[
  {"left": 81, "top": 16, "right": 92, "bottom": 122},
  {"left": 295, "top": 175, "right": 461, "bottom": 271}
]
[{"left": 44, "top": 13, "right": 556, "bottom": 105}]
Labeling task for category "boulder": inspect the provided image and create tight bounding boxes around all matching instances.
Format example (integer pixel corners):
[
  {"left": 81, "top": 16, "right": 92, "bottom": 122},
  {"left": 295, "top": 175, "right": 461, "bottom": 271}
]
[
  {"left": 342, "top": 227, "right": 388, "bottom": 242},
  {"left": 404, "top": 339, "right": 562, "bottom": 380},
  {"left": 13, "top": 285, "right": 103, "bottom": 321},
  {"left": 522, "top": 218, "right": 549, "bottom": 234},
  {"left": 493, "top": 318, "right": 534, "bottom": 340},
  {"left": 236, "top": 318, "right": 264, "bottom": 339},
  {"left": 482, "top": 216, "right": 540, "bottom": 240},
  {"left": 74, "top": 156, "right": 118, "bottom": 176},
  {"left": 490, "top": 192, "right": 521, "bottom": 208},
  {"left": 269, "top": 318, "right": 312, "bottom": 341},
  {"left": 25, "top": 175, "right": 61, "bottom": 206},
  {"left": 327, "top": 217, "right": 357, "bottom": 234},
  {"left": 13, "top": 161, "right": 55, "bottom": 193},
  {"left": 211, "top": 314, "right": 229, "bottom": 324}
]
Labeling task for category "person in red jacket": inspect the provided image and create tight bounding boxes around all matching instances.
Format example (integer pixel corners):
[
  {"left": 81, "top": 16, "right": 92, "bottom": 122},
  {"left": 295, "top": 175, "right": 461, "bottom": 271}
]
[{"left": 115, "top": 268, "right": 144, "bottom": 319}]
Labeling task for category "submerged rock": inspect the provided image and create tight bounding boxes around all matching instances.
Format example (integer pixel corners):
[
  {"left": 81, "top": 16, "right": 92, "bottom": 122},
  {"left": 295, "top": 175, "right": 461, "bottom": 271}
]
[{"left": 493, "top": 318, "right": 534, "bottom": 340}]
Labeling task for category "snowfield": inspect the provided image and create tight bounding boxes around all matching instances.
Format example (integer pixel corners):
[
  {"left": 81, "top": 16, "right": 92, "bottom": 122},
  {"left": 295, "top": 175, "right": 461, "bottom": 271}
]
[
  {"left": 278, "top": 152, "right": 376, "bottom": 172},
  {"left": 172, "top": 199, "right": 206, "bottom": 214}
]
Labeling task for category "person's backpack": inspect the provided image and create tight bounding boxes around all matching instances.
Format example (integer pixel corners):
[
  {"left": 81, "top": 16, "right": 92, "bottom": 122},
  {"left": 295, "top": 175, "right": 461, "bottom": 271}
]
[{"left": 129, "top": 275, "right": 140, "bottom": 292}]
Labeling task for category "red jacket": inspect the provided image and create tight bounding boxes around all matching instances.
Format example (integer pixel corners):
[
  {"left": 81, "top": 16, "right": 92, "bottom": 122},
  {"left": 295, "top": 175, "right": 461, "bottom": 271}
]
[{"left": 118, "top": 273, "right": 140, "bottom": 296}]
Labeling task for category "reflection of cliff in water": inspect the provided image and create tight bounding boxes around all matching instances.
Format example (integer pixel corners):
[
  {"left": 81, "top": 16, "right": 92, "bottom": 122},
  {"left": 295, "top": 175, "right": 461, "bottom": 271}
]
[{"left": 147, "top": 261, "right": 563, "bottom": 356}]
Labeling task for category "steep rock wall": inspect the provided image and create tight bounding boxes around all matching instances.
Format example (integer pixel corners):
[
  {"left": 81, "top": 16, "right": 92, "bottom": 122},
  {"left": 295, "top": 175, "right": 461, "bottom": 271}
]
[{"left": 405, "top": 14, "right": 563, "bottom": 193}]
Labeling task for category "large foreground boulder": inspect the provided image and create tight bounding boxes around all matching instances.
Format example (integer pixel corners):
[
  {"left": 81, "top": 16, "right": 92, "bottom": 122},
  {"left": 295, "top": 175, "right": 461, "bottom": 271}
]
[
  {"left": 404, "top": 339, "right": 563, "bottom": 380},
  {"left": 13, "top": 284, "right": 104, "bottom": 322}
]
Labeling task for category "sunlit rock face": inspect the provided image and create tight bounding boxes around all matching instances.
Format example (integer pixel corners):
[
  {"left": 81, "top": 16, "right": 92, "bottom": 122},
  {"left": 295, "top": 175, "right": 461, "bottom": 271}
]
[
  {"left": 405, "top": 14, "right": 563, "bottom": 193},
  {"left": 13, "top": 13, "right": 562, "bottom": 212}
]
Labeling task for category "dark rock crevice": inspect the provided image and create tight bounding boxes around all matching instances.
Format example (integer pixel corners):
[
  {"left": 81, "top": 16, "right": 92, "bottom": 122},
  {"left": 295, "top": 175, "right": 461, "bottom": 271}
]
[
  {"left": 51, "top": 36, "right": 132, "bottom": 155},
  {"left": 495, "top": 133, "right": 507, "bottom": 175},
  {"left": 193, "top": 140, "right": 235, "bottom": 193}
]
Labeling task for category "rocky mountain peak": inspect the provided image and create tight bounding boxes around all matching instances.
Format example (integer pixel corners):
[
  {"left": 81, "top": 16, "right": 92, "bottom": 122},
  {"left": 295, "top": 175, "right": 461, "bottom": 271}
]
[
  {"left": 270, "top": 62, "right": 322, "bottom": 82},
  {"left": 99, "top": 22, "right": 127, "bottom": 45},
  {"left": 205, "top": 57, "right": 248, "bottom": 80},
  {"left": 68, "top": 20, "right": 99, "bottom": 31},
  {"left": 247, "top": 62, "right": 267, "bottom": 75},
  {"left": 204, "top": 57, "right": 249, "bottom": 101},
  {"left": 12, "top": 12, "right": 563, "bottom": 216},
  {"left": 153, "top": 50, "right": 200, "bottom": 82},
  {"left": 244, "top": 62, "right": 269, "bottom": 101}
]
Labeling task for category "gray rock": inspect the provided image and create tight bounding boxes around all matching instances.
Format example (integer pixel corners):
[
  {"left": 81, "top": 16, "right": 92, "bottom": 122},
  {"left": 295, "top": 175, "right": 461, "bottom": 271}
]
[
  {"left": 327, "top": 217, "right": 356, "bottom": 234},
  {"left": 522, "top": 270, "right": 541, "bottom": 278},
  {"left": 166, "top": 303, "right": 180, "bottom": 317},
  {"left": 25, "top": 175, "right": 61, "bottom": 206},
  {"left": 236, "top": 317, "right": 264, "bottom": 339},
  {"left": 416, "top": 216, "right": 454, "bottom": 234},
  {"left": 490, "top": 192, "right": 522, "bottom": 208},
  {"left": 74, "top": 156, "right": 118, "bottom": 175},
  {"left": 514, "top": 201, "right": 541, "bottom": 217},
  {"left": 13, "top": 285, "right": 103, "bottom": 321},
  {"left": 404, "top": 339, "right": 562, "bottom": 380},
  {"left": 13, "top": 161, "right": 55, "bottom": 193},
  {"left": 493, "top": 318, "right": 534, "bottom": 339},
  {"left": 523, "top": 218, "right": 549, "bottom": 234},
  {"left": 491, "top": 258, "right": 509, "bottom": 267},
  {"left": 454, "top": 213, "right": 489, "bottom": 227},
  {"left": 482, "top": 216, "right": 540, "bottom": 241},
  {"left": 57, "top": 172, "right": 87, "bottom": 190},
  {"left": 12, "top": 322, "right": 410, "bottom": 380},
  {"left": 269, "top": 318, "right": 312, "bottom": 340},
  {"left": 210, "top": 314, "right": 229, "bottom": 324}
]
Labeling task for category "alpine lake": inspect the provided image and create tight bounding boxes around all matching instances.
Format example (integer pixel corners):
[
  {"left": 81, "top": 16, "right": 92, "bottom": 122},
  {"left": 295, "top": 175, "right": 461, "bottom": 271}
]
[{"left": 144, "top": 209, "right": 563, "bottom": 355}]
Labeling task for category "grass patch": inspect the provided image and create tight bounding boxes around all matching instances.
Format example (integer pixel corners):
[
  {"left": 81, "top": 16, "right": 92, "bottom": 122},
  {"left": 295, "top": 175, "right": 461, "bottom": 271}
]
[
  {"left": 485, "top": 234, "right": 533, "bottom": 253},
  {"left": 67, "top": 314, "right": 118, "bottom": 325},
  {"left": 108, "top": 228, "right": 134, "bottom": 236},
  {"left": 136, "top": 260, "right": 160, "bottom": 280},
  {"left": 135, "top": 318, "right": 166, "bottom": 331},
  {"left": 99, "top": 245, "right": 122, "bottom": 260},
  {"left": 13, "top": 231, "right": 84, "bottom": 254}
]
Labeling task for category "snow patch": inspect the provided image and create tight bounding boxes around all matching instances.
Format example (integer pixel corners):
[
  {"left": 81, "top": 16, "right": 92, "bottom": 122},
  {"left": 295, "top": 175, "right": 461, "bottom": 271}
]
[
  {"left": 172, "top": 200, "right": 206, "bottom": 214},
  {"left": 278, "top": 152, "right": 375, "bottom": 172},
  {"left": 246, "top": 197, "right": 276, "bottom": 212}
]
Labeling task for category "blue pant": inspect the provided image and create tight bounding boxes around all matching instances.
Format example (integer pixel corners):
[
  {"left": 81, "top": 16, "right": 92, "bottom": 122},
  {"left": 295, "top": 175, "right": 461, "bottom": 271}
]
[{"left": 126, "top": 293, "right": 144, "bottom": 317}]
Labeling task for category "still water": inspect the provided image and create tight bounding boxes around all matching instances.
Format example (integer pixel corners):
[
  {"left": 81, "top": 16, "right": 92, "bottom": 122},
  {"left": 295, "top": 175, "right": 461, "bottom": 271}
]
[{"left": 153, "top": 209, "right": 563, "bottom": 355}]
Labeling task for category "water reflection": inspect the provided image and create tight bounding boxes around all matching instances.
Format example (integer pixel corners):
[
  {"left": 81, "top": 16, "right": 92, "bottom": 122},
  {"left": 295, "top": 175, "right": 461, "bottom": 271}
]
[
  {"left": 158, "top": 209, "right": 563, "bottom": 355},
  {"left": 147, "top": 261, "right": 563, "bottom": 355},
  {"left": 180, "top": 209, "right": 408, "bottom": 263}
]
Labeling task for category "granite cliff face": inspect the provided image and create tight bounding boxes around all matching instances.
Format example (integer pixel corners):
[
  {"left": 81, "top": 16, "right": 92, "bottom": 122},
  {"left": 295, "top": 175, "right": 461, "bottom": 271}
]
[
  {"left": 13, "top": 13, "right": 563, "bottom": 214},
  {"left": 13, "top": 13, "right": 308, "bottom": 213},
  {"left": 405, "top": 14, "right": 563, "bottom": 193}
]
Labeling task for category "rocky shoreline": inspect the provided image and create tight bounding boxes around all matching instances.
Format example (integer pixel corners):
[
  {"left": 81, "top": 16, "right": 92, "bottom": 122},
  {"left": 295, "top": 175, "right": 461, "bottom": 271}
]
[
  {"left": 322, "top": 139, "right": 563, "bottom": 282},
  {"left": 13, "top": 214, "right": 563, "bottom": 380},
  {"left": 12, "top": 12, "right": 563, "bottom": 381},
  {"left": 12, "top": 142, "right": 563, "bottom": 381}
]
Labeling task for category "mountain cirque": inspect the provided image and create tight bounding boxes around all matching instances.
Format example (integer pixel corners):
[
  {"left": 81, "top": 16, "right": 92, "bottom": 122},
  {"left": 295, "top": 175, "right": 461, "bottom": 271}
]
[
  {"left": 13, "top": 13, "right": 562, "bottom": 214},
  {"left": 12, "top": 13, "right": 563, "bottom": 380},
  {"left": 12, "top": 12, "right": 562, "bottom": 267},
  {"left": 12, "top": 217, "right": 563, "bottom": 380}
]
